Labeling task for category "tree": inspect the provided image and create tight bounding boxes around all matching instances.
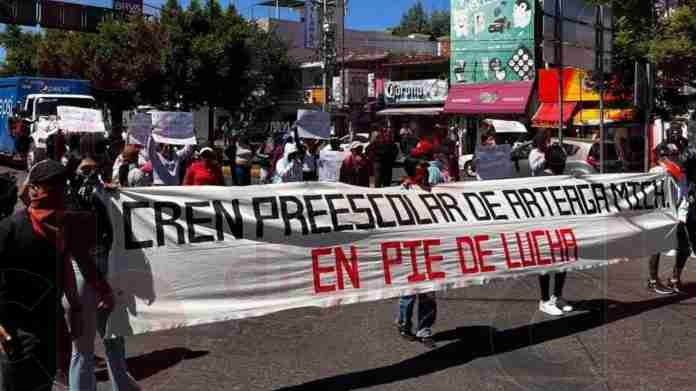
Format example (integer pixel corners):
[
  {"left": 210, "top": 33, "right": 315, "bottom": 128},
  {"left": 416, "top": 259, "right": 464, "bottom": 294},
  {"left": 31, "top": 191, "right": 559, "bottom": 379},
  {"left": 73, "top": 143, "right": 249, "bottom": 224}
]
[
  {"left": 430, "top": 10, "right": 451, "bottom": 38},
  {"left": 0, "top": 25, "right": 41, "bottom": 76},
  {"left": 599, "top": 0, "right": 696, "bottom": 117},
  {"left": 391, "top": 2, "right": 431, "bottom": 37}
]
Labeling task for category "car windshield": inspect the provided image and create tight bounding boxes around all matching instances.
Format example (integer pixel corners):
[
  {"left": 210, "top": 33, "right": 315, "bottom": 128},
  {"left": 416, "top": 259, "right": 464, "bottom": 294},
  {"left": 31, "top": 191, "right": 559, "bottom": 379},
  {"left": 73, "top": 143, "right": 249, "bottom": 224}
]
[{"left": 36, "top": 98, "right": 95, "bottom": 117}]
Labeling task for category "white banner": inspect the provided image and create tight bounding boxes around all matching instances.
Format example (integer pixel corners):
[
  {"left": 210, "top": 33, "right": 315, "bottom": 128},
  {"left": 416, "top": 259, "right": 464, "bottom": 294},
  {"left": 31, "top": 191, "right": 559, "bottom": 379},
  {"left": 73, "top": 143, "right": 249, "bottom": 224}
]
[
  {"left": 296, "top": 110, "right": 331, "bottom": 140},
  {"left": 150, "top": 111, "right": 196, "bottom": 145},
  {"left": 125, "top": 112, "right": 152, "bottom": 146},
  {"left": 57, "top": 106, "right": 106, "bottom": 134},
  {"left": 104, "top": 173, "right": 678, "bottom": 337},
  {"left": 475, "top": 144, "right": 514, "bottom": 180},
  {"left": 318, "top": 150, "right": 346, "bottom": 182}
]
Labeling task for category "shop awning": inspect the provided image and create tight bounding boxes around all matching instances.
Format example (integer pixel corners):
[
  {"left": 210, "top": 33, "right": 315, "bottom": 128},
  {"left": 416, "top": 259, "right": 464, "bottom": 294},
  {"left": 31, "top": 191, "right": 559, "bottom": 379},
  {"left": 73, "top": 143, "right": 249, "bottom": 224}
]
[
  {"left": 573, "top": 109, "right": 637, "bottom": 126},
  {"left": 377, "top": 107, "right": 444, "bottom": 116},
  {"left": 444, "top": 81, "right": 534, "bottom": 115},
  {"left": 531, "top": 103, "right": 578, "bottom": 128}
]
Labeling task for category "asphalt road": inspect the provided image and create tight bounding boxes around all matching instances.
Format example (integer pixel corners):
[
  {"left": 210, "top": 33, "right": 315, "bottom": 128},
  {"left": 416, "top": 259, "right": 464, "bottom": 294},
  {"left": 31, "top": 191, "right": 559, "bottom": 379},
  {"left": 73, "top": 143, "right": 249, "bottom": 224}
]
[{"left": 2, "top": 165, "right": 695, "bottom": 391}]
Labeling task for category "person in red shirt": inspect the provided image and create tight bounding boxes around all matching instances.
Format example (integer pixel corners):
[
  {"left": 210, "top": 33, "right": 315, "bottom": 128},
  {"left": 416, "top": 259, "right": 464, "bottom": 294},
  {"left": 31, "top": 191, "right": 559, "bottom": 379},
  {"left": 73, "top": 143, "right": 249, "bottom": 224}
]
[{"left": 183, "top": 147, "right": 225, "bottom": 186}]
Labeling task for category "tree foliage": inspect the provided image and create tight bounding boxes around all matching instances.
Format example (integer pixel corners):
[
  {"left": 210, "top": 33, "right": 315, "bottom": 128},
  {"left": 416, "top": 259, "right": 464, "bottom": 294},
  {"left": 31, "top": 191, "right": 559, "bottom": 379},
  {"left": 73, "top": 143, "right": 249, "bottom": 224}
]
[
  {"left": 391, "top": 2, "right": 450, "bottom": 38},
  {"left": 601, "top": 0, "right": 696, "bottom": 117},
  {"left": 0, "top": 0, "right": 295, "bottom": 121}
]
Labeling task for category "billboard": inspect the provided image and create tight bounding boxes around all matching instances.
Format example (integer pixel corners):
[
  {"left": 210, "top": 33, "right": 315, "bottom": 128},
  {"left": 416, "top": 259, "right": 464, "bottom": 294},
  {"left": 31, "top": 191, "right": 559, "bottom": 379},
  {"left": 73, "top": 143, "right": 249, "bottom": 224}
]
[
  {"left": 303, "top": 0, "right": 319, "bottom": 49},
  {"left": 451, "top": 0, "right": 536, "bottom": 85},
  {"left": 333, "top": 69, "right": 369, "bottom": 106},
  {"left": 113, "top": 0, "right": 143, "bottom": 14}
]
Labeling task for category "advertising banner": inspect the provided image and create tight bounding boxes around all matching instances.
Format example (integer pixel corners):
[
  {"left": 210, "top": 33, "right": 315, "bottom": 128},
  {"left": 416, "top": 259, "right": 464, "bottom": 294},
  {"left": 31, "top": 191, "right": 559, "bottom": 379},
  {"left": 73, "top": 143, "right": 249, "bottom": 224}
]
[
  {"left": 333, "top": 69, "right": 370, "bottom": 106},
  {"left": 104, "top": 173, "right": 678, "bottom": 337},
  {"left": 57, "top": 106, "right": 106, "bottom": 134},
  {"left": 297, "top": 110, "right": 331, "bottom": 139},
  {"left": 150, "top": 111, "right": 196, "bottom": 145},
  {"left": 384, "top": 79, "right": 449, "bottom": 106},
  {"left": 451, "top": 0, "right": 536, "bottom": 84}
]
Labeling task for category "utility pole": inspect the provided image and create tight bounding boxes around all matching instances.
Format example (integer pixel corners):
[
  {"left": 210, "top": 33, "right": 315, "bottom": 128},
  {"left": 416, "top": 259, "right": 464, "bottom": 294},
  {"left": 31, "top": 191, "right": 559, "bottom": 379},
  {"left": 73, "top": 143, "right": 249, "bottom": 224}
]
[
  {"left": 320, "top": 0, "right": 337, "bottom": 113},
  {"left": 556, "top": 0, "right": 564, "bottom": 143},
  {"left": 596, "top": 4, "right": 605, "bottom": 174}
]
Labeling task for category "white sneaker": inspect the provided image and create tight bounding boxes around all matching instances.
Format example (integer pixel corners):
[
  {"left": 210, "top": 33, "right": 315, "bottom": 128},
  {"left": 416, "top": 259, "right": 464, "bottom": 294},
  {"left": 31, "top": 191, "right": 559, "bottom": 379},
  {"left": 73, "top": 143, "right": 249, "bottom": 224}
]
[
  {"left": 552, "top": 295, "right": 573, "bottom": 312},
  {"left": 539, "top": 299, "right": 563, "bottom": 316}
]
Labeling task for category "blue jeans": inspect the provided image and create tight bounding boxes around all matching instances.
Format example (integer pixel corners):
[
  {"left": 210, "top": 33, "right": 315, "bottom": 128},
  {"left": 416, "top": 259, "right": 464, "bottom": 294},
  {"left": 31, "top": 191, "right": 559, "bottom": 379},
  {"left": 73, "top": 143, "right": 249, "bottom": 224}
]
[
  {"left": 70, "top": 256, "right": 140, "bottom": 391},
  {"left": 398, "top": 293, "right": 437, "bottom": 338}
]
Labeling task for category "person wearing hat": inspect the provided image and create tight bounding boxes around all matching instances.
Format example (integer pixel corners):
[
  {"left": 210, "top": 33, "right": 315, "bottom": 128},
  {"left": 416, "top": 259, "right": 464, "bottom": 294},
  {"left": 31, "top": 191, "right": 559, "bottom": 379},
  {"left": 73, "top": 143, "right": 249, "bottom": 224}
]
[
  {"left": 183, "top": 147, "right": 225, "bottom": 186},
  {"left": 647, "top": 142, "right": 694, "bottom": 295},
  {"left": 339, "top": 142, "right": 372, "bottom": 187},
  {"left": 0, "top": 160, "right": 94, "bottom": 390}
]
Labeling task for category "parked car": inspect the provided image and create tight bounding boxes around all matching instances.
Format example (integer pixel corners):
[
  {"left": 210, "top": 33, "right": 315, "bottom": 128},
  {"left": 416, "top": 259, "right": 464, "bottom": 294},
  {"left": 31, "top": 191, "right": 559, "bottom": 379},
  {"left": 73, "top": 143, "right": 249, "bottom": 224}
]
[{"left": 460, "top": 137, "right": 595, "bottom": 179}]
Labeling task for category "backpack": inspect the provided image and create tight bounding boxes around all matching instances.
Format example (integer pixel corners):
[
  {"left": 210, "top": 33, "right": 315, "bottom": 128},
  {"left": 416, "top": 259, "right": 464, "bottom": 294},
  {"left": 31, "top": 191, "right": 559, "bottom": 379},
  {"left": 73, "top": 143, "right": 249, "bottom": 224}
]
[
  {"left": 546, "top": 143, "right": 567, "bottom": 175},
  {"left": 0, "top": 173, "right": 17, "bottom": 220}
]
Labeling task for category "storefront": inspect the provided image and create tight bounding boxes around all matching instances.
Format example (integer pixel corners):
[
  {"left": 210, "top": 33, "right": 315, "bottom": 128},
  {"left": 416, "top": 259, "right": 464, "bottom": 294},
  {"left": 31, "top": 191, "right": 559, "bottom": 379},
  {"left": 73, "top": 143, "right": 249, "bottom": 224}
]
[
  {"left": 532, "top": 67, "right": 644, "bottom": 172},
  {"left": 377, "top": 78, "right": 449, "bottom": 135}
]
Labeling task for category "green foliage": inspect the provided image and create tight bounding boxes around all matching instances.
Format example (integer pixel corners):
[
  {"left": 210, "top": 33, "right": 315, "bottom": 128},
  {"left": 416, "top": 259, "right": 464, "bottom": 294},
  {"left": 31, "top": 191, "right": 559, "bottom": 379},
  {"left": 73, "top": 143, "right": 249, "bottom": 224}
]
[
  {"left": 391, "top": 2, "right": 450, "bottom": 38},
  {"left": 0, "top": 25, "right": 41, "bottom": 76}
]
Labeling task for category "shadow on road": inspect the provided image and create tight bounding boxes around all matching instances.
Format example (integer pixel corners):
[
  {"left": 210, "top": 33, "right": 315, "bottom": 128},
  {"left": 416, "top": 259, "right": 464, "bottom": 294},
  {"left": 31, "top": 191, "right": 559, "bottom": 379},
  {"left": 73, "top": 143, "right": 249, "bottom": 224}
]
[
  {"left": 275, "top": 285, "right": 696, "bottom": 391},
  {"left": 96, "top": 347, "right": 209, "bottom": 382}
]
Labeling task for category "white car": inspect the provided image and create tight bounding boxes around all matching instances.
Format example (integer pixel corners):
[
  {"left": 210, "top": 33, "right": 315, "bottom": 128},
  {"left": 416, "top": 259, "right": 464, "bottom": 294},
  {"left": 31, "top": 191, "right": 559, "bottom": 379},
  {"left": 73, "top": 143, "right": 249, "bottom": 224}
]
[{"left": 459, "top": 137, "right": 597, "bottom": 179}]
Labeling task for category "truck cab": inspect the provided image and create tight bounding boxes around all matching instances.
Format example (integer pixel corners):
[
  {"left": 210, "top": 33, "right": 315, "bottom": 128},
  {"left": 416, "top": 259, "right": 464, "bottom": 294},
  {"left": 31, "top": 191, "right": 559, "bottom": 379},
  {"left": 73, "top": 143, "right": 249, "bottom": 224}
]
[{"left": 0, "top": 77, "right": 98, "bottom": 168}]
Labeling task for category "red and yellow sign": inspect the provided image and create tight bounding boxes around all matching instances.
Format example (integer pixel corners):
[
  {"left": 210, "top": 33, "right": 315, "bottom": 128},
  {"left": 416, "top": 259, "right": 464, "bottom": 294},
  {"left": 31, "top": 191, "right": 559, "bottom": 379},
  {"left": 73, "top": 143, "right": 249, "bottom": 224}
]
[
  {"left": 539, "top": 68, "right": 622, "bottom": 103},
  {"left": 572, "top": 108, "right": 636, "bottom": 126}
]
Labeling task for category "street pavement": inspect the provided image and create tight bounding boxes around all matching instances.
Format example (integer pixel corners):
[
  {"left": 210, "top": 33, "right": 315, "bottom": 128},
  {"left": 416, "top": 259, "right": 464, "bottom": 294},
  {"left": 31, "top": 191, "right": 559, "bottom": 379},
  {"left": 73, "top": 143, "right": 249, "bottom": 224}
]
[{"left": 2, "top": 165, "right": 696, "bottom": 391}]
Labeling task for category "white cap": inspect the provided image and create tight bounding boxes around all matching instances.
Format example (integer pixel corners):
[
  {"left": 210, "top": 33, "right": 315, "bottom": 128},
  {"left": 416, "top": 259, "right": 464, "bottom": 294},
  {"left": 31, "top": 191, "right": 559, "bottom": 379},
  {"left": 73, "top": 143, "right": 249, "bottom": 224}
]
[
  {"left": 199, "top": 147, "right": 214, "bottom": 155},
  {"left": 350, "top": 141, "right": 362, "bottom": 150}
]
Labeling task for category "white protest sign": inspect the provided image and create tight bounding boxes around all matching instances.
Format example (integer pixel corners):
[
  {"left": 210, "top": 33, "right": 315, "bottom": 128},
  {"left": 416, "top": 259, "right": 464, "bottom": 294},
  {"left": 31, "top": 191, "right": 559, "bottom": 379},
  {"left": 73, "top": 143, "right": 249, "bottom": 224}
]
[
  {"left": 318, "top": 150, "right": 346, "bottom": 182},
  {"left": 125, "top": 112, "right": 152, "bottom": 146},
  {"left": 57, "top": 106, "right": 106, "bottom": 134},
  {"left": 475, "top": 144, "right": 513, "bottom": 180},
  {"left": 104, "top": 173, "right": 677, "bottom": 337},
  {"left": 150, "top": 111, "right": 196, "bottom": 145},
  {"left": 296, "top": 110, "right": 331, "bottom": 139}
]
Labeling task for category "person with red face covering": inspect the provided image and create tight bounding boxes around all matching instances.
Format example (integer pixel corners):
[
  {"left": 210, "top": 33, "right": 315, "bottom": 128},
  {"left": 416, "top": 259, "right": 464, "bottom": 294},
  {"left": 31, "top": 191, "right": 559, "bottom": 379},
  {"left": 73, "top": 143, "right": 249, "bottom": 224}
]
[
  {"left": 0, "top": 160, "right": 115, "bottom": 390},
  {"left": 183, "top": 147, "right": 225, "bottom": 186}
]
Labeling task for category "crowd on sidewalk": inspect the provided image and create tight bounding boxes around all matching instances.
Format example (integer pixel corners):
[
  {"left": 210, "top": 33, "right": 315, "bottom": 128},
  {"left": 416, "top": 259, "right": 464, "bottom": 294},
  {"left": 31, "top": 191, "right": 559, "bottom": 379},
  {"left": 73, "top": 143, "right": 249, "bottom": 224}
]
[{"left": 0, "top": 121, "right": 694, "bottom": 388}]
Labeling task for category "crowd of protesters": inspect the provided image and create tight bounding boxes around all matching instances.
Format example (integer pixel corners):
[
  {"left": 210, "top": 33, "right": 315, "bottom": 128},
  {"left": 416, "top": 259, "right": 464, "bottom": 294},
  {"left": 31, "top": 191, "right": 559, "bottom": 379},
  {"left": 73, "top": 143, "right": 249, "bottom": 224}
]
[{"left": 0, "top": 117, "right": 694, "bottom": 390}]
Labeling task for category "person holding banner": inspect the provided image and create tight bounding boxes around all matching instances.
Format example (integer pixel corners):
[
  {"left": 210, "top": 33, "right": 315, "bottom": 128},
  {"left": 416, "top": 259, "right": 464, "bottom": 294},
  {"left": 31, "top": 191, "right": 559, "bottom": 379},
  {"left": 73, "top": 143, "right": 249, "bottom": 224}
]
[
  {"left": 647, "top": 143, "right": 695, "bottom": 294},
  {"left": 529, "top": 132, "right": 574, "bottom": 316},
  {"left": 0, "top": 160, "right": 86, "bottom": 390},
  {"left": 66, "top": 158, "right": 141, "bottom": 391},
  {"left": 147, "top": 138, "right": 194, "bottom": 186},
  {"left": 396, "top": 157, "right": 437, "bottom": 348}
]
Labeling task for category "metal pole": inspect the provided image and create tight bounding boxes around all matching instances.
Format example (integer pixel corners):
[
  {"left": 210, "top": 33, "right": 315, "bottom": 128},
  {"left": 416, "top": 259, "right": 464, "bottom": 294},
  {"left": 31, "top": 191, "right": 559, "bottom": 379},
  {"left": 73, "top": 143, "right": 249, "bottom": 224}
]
[
  {"left": 598, "top": 5, "right": 605, "bottom": 174},
  {"left": 275, "top": 0, "right": 280, "bottom": 19},
  {"left": 557, "top": 0, "right": 564, "bottom": 143}
]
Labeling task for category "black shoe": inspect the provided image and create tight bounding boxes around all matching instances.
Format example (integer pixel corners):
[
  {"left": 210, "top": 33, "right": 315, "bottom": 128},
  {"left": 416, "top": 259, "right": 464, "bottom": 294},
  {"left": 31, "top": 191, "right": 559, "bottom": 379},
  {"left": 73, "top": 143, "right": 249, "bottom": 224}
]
[
  {"left": 419, "top": 336, "right": 437, "bottom": 349},
  {"left": 667, "top": 278, "right": 684, "bottom": 294},
  {"left": 398, "top": 326, "right": 417, "bottom": 341},
  {"left": 647, "top": 279, "right": 674, "bottom": 295}
]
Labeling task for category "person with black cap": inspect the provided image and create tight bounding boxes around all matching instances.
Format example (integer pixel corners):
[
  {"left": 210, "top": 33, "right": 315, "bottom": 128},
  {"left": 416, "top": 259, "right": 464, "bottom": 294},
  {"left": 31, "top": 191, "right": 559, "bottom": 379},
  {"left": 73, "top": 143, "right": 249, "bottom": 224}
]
[
  {"left": 646, "top": 142, "right": 694, "bottom": 294},
  {"left": 0, "top": 160, "right": 89, "bottom": 390}
]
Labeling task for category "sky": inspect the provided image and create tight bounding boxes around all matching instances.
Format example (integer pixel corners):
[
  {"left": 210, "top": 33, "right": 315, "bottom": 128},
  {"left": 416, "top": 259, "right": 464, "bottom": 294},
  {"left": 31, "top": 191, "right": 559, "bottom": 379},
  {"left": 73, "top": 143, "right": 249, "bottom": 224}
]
[
  {"left": 44, "top": 0, "right": 450, "bottom": 31},
  {"left": 0, "top": 0, "right": 450, "bottom": 61}
]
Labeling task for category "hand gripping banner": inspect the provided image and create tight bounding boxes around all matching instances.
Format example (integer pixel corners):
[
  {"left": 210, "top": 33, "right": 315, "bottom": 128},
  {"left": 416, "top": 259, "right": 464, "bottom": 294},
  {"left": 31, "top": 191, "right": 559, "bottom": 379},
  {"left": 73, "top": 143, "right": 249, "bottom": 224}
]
[{"left": 104, "top": 173, "right": 679, "bottom": 337}]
